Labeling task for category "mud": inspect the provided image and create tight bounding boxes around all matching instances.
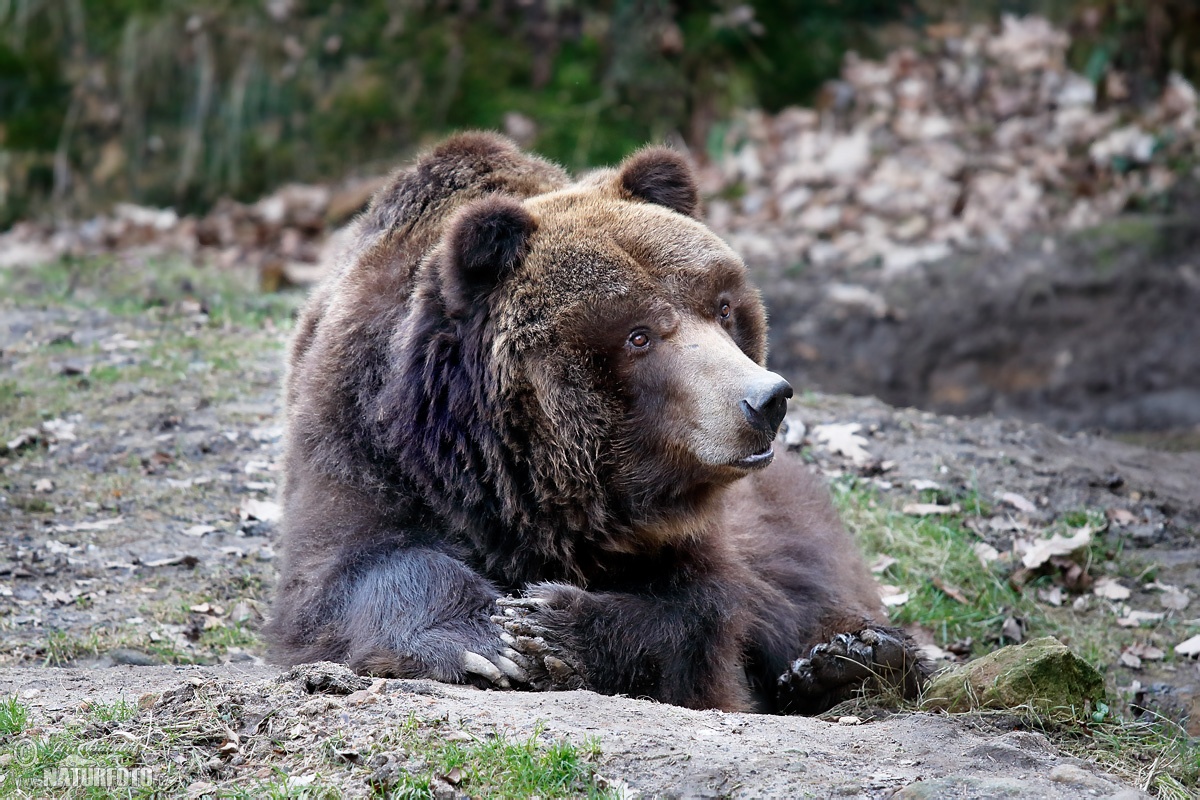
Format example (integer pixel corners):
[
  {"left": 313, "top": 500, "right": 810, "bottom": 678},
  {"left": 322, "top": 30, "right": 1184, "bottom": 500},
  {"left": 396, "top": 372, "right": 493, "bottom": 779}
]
[{"left": 764, "top": 209, "right": 1200, "bottom": 449}]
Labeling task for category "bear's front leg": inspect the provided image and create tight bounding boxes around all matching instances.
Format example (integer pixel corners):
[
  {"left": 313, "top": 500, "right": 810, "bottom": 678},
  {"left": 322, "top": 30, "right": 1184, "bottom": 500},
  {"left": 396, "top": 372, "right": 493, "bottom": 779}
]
[
  {"left": 491, "top": 580, "right": 749, "bottom": 710},
  {"left": 776, "top": 626, "right": 929, "bottom": 715},
  {"left": 277, "top": 545, "right": 528, "bottom": 689}
]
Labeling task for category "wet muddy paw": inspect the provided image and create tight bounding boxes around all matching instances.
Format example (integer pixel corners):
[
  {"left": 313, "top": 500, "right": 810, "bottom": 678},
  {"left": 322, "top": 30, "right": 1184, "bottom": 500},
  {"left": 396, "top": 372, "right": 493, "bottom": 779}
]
[
  {"left": 777, "top": 627, "right": 927, "bottom": 714},
  {"left": 491, "top": 596, "right": 586, "bottom": 692}
]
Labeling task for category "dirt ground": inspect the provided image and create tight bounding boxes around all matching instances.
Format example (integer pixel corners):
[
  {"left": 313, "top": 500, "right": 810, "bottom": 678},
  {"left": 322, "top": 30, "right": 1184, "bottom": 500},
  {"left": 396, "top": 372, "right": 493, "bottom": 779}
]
[
  {"left": 1, "top": 253, "right": 1198, "bottom": 797},
  {"left": 0, "top": 663, "right": 1151, "bottom": 799},
  {"left": 761, "top": 209, "right": 1200, "bottom": 450}
]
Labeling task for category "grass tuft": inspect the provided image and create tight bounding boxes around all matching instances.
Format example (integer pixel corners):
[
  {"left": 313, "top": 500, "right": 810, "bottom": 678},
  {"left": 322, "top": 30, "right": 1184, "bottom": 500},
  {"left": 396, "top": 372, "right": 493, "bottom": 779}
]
[
  {"left": 0, "top": 695, "right": 30, "bottom": 735},
  {"left": 383, "top": 715, "right": 614, "bottom": 799},
  {"left": 834, "top": 476, "right": 1042, "bottom": 649}
]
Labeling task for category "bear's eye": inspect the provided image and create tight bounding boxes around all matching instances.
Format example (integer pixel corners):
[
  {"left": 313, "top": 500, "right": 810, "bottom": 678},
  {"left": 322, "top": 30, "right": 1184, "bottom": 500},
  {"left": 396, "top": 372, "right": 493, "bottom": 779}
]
[
  {"left": 628, "top": 330, "right": 651, "bottom": 350},
  {"left": 718, "top": 301, "right": 732, "bottom": 321}
]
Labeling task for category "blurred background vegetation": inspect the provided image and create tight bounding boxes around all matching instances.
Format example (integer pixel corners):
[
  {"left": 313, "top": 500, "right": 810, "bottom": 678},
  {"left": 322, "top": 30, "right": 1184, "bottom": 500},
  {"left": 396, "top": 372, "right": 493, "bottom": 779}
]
[{"left": 2, "top": 0, "right": 1199, "bottom": 226}]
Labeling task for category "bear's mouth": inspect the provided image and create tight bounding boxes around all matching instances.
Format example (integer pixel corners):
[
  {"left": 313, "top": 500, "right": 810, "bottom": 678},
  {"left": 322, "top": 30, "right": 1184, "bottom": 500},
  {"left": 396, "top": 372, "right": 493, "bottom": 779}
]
[{"left": 731, "top": 445, "right": 774, "bottom": 471}]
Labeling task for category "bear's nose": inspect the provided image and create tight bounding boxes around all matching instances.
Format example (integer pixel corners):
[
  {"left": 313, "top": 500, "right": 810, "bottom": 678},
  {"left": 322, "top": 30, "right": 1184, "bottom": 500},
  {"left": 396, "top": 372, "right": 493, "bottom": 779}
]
[{"left": 741, "top": 374, "right": 793, "bottom": 435}]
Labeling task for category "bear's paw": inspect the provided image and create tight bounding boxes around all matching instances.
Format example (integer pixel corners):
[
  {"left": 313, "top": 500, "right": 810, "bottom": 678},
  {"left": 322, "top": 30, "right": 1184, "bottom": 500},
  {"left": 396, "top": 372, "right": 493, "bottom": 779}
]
[
  {"left": 777, "top": 626, "right": 928, "bottom": 714},
  {"left": 493, "top": 594, "right": 586, "bottom": 692}
]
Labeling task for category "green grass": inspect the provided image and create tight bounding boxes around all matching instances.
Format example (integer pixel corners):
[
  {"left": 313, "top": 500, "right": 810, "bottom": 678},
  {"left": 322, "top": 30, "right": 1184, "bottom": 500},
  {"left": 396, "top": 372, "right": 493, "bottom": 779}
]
[
  {"left": 40, "top": 630, "right": 105, "bottom": 667},
  {"left": 0, "top": 696, "right": 30, "bottom": 735},
  {"left": 86, "top": 700, "right": 138, "bottom": 724},
  {"left": 31, "top": 619, "right": 264, "bottom": 669},
  {"left": 835, "top": 476, "right": 1200, "bottom": 793},
  {"left": 834, "top": 476, "right": 1043, "bottom": 650},
  {"left": 0, "top": 705, "right": 611, "bottom": 800},
  {"left": 0, "top": 255, "right": 303, "bottom": 328},
  {"left": 0, "top": 723, "right": 157, "bottom": 799},
  {"left": 379, "top": 716, "right": 613, "bottom": 800},
  {"left": 1037, "top": 710, "right": 1199, "bottom": 798}
]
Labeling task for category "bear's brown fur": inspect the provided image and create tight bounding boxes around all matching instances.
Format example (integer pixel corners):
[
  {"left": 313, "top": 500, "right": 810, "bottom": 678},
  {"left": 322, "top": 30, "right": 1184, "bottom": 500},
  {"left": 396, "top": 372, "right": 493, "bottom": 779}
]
[{"left": 266, "top": 132, "right": 924, "bottom": 713}]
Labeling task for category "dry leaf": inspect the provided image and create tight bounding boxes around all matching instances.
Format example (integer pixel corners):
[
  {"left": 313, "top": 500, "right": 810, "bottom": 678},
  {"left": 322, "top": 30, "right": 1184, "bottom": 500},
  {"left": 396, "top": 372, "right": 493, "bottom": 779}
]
[
  {"left": 902, "top": 503, "right": 961, "bottom": 516},
  {"left": 998, "top": 491, "right": 1037, "bottom": 514},
  {"left": 984, "top": 515, "right": 1032, "bottom": 534},
  {"left": 3, "top": 429, "right": 39, "bottom": 453},
  {"left": 1160, "top": 588, "right": 1191, "bottom": 611},
  {"left": 1147, "top": 582, "right": 1192, "bottom": 611},
  {"left": 918, "top": 643, "right": 954, "bottom": 661},
  {"left": 1020, "top": 527, "right": 1093, "bottom": 569},
  {"left": 1000, "top": 616, "right": 1024, "bottom": 643},
  {"left": 932, "top": 578, "right": 969, "bottom": 604},
  {"left": 1126, "top": 643, "right": 1165, "bottom": 661},
  {"left": 1118, "top": 651, "right": 1142, "bottom": 670},
  {"left": 869, "top": 555, "right": 898, "bottom": 574},
  {"left": 811, "top": 423, "right": 872, "bottom": 465},
  {"left": 879, "top": 585, "right": 910, "bottom": 607},
  {"left": 182, "top": 524, "right": 217, "bottom": 538},
  {"left": 190, "top": 602, "right": 224, "bottom": 615},
  {"left": 1116, "top": 610, "right": 1165, "bottom": 628},
  {"left": 1037, "top": 586, "right": 1064, "bottom": 607},
  {"left": 41, "top": 418, "right": 78, "bottom": 442},
  {"left": 1092, "top": 577, "right": 1131, "bottom": 601},
  {"left": 229, "top": 600, "right": 263, "bottom": 625},
  {"left": 988, "top": 516, "right": 1028, "bottom": 532},
  {"left": 240, "top": 499, "right": 281, "bottom": 522},
  {"left": 54, "top": 517, "right": 124, "bottom": 533},
  {"left": 1051, "top": 556, "right": 1093, "bottom": 592},
  {"left": 1175, "top": 635, "right": 1200, "bottom": 657},
  {"left": 973, "top": 542, "right": 1001, "bottom": 567},
  {"left": 909, "top": 479, "right": 942, "bottom": 492}
]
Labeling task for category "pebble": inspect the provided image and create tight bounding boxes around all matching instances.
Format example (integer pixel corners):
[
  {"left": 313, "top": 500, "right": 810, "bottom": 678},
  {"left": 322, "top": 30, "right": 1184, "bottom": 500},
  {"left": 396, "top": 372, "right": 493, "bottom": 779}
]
[{"left": 107, "top": 648, "right": 161, "bottom": 667}]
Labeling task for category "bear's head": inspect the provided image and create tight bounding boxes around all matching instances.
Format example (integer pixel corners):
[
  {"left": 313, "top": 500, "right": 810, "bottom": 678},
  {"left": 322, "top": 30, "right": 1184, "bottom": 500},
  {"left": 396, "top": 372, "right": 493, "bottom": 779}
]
[{"left": 407, "top": 147, "right": 791, "bottom": 547}]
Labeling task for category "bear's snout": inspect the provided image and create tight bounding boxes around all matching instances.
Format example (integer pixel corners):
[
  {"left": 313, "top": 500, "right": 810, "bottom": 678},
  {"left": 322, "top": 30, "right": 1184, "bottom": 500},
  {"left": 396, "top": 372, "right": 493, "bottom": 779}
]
[{"left": 740, "top": 374, "right": 792, "bottom": 436}]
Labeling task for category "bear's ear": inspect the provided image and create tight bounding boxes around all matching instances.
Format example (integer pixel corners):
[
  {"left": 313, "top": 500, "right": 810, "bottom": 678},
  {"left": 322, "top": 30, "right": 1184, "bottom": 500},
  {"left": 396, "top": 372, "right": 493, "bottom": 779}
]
[
  {"left": 441, "top": 196, "right": 537, "bottom": 315},
  {"left": 617, "top": 147, "right": 699, "bottom": 217}
]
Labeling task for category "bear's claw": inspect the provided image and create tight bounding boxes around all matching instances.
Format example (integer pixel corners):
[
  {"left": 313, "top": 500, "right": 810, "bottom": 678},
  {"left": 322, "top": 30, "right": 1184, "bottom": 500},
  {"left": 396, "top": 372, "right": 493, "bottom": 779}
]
[
  {"left": 461, "top": 650, "right": 511, "bottom": 688},
  {"left": 491, "top": 597, "right": 585, "bottom": 691},
  {"left": 776, "top": 626, "right": 927, "bottom": 714}
]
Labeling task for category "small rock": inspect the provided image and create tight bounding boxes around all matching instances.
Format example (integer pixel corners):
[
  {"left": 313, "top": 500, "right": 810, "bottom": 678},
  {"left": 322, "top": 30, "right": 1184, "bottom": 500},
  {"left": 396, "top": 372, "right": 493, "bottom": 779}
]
[
  {"left": 1049, "top": 763, "right": 1121, "bottom": 790},
  {"left": 893, "top": 776, "right": 1032, "bottom": 799},
  {"left": 962, "top": 731, "right": 1053, "bottom": 770},
  {"left": 1101, "top": 790, "right": 1151, "bottom": 800},
  {"left": 922, "top": 636, "right": 1105, "bottom": 719},
  {"left": 108, "top": 648, "right": 161, "bottom": 667}
]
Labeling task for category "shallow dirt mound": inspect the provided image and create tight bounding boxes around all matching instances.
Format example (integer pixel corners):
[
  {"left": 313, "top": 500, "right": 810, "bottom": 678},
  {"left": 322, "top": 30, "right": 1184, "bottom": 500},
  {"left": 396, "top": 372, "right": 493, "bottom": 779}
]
[
  {"left": 0, "top": 664, "right": 1147, "bottom": 799},
  {"left": 767, "top": 212, "right": 1200, "bottom": 444}
]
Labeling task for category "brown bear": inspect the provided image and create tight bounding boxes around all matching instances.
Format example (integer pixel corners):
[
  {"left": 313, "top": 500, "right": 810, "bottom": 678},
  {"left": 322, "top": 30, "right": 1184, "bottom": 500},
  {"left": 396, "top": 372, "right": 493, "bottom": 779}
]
[{"left": 266, "top": 132, "right": 925, "bottom": 713}]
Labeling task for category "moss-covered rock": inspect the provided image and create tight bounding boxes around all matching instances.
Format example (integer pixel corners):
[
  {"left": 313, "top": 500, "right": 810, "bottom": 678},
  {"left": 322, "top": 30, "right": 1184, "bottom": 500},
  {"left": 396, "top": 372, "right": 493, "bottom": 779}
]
[{"left": 921, "top": 636, "right": 1105, "bottom": 719}]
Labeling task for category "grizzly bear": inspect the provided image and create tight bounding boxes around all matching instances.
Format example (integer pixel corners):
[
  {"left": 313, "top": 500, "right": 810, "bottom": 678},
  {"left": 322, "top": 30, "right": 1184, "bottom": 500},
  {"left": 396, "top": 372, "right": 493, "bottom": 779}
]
[{"left": 266, "top": 132, "right": 925, "bottom": 713}]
